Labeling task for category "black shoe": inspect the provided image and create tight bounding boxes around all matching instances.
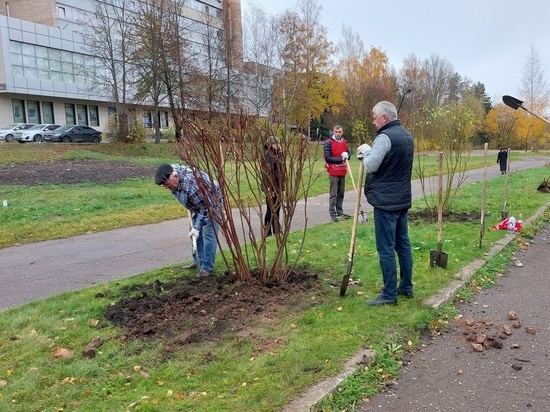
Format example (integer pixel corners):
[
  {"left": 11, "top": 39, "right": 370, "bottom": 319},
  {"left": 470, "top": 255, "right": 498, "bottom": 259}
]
[
  {"left": 397, "top": 288, "right": 414, "bottom": 298},
  {"left": 338, "top": 213, "right": 352, "bottom": 219},
  {"left": 330, "top": 216, "right": 339, "bottom": 222},
  {"left": 366, "top": 295, "right": 397, "bottom": 306}
]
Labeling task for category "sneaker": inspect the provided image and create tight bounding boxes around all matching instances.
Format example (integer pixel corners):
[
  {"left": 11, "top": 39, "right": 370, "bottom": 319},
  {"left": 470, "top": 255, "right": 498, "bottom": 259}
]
[
  {"left": 330, "top": 216, "right": 339, "bottom": 222},
  {"left": 366, "top": 295, "right": 397, "bottom": 306},
  {"left": 338, "top": 213, "right": 352, "bottom": 219},
  {"left": 181, "top": 262, "right": 197, "bottom": 270},
  {"left": 196, "top": 269, "right": 211, "bottom": 278},
  {"left": 397, "top": 288, "right": 414, "bottom": 298}
]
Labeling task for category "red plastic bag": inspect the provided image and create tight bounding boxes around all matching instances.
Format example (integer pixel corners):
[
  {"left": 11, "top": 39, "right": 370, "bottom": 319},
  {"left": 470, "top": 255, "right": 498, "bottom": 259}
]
[{"left": 493, "top": 217, "right": 522, "bottom": 232}]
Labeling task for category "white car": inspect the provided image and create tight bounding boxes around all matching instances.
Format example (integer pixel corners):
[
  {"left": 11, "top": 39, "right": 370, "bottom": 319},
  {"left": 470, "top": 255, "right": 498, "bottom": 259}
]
[
  {"left": 14, "top": 124, "right": 62, "bottom": 143},
  {"left": 0, "top": 123, "right": 36, "bottom": 142}
]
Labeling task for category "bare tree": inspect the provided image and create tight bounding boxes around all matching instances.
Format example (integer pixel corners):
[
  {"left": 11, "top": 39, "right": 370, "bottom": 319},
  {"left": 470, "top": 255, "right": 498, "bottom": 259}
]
[
  {"left": 519, "top": 45, "right": 550, "bottom": 115},
  {"left": 82, "top": 0, "right": 134, "bottom": 140},
  {"left": 242, "top": 4, "right": 280, "bottom": 117},
  {"left": 422, "top": 54, "right": 454, "bottom": 109},
  {"left": 131, "top": 0, "right": 170, "bottom": 142}
]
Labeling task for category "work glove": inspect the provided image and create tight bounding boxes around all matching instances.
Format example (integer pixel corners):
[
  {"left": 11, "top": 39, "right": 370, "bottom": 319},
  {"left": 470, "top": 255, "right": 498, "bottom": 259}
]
[
  {"left": 189, "top": 228, "right": 199, "bottom": 239},
  {"left": 356, "top": 143, "right": 372, "bottom": 159},
  {"left": 341, "top": 151, "right": 349, "bottom": 160}
]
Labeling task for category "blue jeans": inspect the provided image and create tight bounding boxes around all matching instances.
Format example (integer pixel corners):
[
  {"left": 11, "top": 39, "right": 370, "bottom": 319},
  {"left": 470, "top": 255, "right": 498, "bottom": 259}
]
[
  {"left": 373, "top": 207, "right": 413, "bottom": 299},
  {"left": 193, "top": 215, "right": 219, "bottom": 273}
]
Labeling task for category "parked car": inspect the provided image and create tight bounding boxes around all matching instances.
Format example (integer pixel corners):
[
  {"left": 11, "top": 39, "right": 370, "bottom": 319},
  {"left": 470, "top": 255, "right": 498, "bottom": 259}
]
[
  {"left": 0, "top": 123, "right": 36, "bottom": 142},
  {"left": 43, "top": 125, "right": 102, "bottom": 143},
  {"left": 14, "top": 124, "right": 62, "bottom": 143}
]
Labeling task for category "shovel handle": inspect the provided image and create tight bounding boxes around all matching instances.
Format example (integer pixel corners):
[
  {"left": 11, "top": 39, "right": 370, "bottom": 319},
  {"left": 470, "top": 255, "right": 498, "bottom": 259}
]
[
  {"left": 437, "top": 152, "right": 443, "bottom": 243},
  {"left": 345, "top": 159, "right": 356, "bottom": 191}
]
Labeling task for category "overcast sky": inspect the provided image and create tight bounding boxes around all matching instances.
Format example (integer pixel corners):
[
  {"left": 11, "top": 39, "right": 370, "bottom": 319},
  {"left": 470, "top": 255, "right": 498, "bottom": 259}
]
[{"left": 242, "top": 0, "right": 550, "bottom": 106}]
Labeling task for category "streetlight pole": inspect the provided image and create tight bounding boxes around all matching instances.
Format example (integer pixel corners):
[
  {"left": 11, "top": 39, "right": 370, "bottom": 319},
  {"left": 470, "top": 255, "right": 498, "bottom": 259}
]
[{"left": 397, "top": 88, "right": 412, "bottom": 115}]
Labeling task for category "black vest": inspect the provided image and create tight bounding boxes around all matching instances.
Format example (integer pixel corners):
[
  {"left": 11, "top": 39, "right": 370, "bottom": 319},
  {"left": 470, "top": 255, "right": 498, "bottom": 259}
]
[{"left": 364, "top": 120, "right": 414, "bottom": 211}]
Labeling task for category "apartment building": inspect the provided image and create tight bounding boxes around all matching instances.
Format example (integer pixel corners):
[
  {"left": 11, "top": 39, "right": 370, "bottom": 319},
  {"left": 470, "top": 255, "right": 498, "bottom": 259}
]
[{"left": 0, "top": 0, "right": 243, "bottom": 131}]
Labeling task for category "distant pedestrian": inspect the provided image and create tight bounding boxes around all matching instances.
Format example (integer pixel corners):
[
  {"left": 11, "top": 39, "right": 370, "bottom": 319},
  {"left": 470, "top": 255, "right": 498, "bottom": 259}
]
[
  {"left": 261, "top": 136, "right": 285, "bottom": 238},
  {"left": 324, "top": 125, "right": 351, "bottom": 222},
  {"left": 357, "top": 101, "right": 414, "bottom": 306},
  {"left": 497, "top": 147, "right": 508, "bottom": 174},
  {"left": 155, "top": 163, "right": 222, "bottom": 278}
]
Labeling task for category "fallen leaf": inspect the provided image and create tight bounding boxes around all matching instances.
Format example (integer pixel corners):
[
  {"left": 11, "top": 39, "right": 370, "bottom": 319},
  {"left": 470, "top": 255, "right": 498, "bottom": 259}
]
[
  {"left": 503, "top": 324, "right": 513, "bottom": 335},
  {"left": 525, "top": 326, "right": 537, "bottom": 334},
  {"left": 52, "top": 348, "right": 74, "bottom": 358}
]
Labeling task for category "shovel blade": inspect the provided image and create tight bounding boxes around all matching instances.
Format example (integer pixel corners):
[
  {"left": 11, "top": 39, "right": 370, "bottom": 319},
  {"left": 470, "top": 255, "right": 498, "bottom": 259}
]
[
  {"left": 339, "top": 273, "right": 350, "bottom": 296},
  {"left": 430, "top": 248, "right": 448, "bottom": 269}
]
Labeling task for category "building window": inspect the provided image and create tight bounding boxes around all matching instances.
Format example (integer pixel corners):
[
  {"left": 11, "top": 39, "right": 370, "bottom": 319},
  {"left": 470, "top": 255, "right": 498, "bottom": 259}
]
[
  {"left": 89, "top": 106, "right": 99, "bottom": 127},
  {"left": 27, "top": 101, "right": 41, "bottom": 123},
  {"left": 65, "top": 104, "right": 76, "bottom": 125},
  {"left": 10, "top": 41, "right": 89, "bottom": 85},
  {"left": 42, "top": 102, "right": 55, "bottom": 124},
  {"left": 12, "top": 100, "right": 25, "bottom": 122},
  {"left": 161, "top": 112, "right": 169, "bottom": 128},
  {"left": 144, "top": 112, "right": 152, "bottom": 128},
  {"left": 77, "top": 104, "right": 88, "bottom": 125}
]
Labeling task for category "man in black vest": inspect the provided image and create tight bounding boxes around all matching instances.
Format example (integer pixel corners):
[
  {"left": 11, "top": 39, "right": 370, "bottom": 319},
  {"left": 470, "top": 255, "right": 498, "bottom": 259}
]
[{"left": 357, "top": 101, "right": 414, "bottom": 306}]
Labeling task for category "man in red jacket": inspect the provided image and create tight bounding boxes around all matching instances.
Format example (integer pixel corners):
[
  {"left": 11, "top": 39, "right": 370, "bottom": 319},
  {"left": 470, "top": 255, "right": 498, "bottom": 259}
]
[{"left": 324, "top": 125, "right": 351, "bottom": 222}]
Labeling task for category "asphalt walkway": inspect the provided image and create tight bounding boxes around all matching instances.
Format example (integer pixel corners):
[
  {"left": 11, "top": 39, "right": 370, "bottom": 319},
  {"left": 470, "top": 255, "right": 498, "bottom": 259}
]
[{"left": 0, "top": 156, "right": 548, "bottom": 311}]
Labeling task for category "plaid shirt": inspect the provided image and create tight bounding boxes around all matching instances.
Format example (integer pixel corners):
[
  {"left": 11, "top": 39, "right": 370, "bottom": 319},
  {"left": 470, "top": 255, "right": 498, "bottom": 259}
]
[{"left": 170, "top": 164, "right": 222, "bottom": 231}]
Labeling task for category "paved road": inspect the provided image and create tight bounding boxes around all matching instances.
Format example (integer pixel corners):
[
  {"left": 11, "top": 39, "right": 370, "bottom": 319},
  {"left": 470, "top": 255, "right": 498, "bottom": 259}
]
[{"left": 1, "top": 156, "right": 548, "bottom": 310}]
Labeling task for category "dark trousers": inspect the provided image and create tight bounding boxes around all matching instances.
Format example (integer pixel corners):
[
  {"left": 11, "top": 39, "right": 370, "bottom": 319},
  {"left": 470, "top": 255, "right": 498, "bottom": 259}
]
[
  {"left": 264, "top": 194, "right": 281, "bottom": 236},
  {"left": 329, "top": 175, "right": 346, "bottom": 217}
]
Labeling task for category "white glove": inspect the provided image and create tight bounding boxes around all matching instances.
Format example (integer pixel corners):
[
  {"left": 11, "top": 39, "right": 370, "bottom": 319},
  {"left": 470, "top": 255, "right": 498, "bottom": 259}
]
[
  {"left": 189, "top": 228, "right": 199, "bottom": 239},
  {"left": 341, "top": 151, "right": 349, "bottom": 160},
  {"left": 357, "top": 143, "right": 372, "bottom": 159}
]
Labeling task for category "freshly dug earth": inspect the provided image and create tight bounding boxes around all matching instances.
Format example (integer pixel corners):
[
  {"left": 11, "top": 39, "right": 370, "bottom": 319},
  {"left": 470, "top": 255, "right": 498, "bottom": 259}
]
[
  {"left": 104, "top": 270, "right": 320, "bottom": 344},
  {"left": 0, "top": 159, "right": 156, "bottom": 186}
]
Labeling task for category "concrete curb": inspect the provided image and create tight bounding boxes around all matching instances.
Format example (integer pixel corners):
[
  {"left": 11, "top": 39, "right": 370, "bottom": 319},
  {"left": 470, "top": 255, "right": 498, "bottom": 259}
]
[{"left": 282, "top": 202, "right": 550, "bottom": 412}]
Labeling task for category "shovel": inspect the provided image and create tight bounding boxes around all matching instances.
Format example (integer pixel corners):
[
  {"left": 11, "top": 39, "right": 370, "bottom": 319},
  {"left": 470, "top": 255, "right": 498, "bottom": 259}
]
[
  {"left": 340, "top": 159, "right": 365, "bottom": 296},
  {"left": 430, "top": 152, "right": 448, "bottom": 268},
  {"left": 188, "top": 213, "right": 200, "bottom": 267},
  {"left": 346, "top": 159, "right": 368, "bottom": 224},
  {"left": 503, "top": 95, "right": 550, "bottom": 126},
  {"left": 479, "top": 143, "right": 488, "bottom": 248}
]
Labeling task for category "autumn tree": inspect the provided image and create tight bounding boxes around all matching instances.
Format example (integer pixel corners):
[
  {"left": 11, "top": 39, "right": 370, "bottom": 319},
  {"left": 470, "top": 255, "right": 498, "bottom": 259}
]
[
  {"left": 274, "top": 0, "right": 336, "bottom": 136},
  {"left": 336, "top": 28, "right": 397, "bottom": 143}
]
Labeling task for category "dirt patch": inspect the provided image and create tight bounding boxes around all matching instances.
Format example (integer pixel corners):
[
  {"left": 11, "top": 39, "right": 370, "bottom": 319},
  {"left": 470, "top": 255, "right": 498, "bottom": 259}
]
[
  {"left": 409, "top": 209, "right": 481, "bottom": 224},
  {"left": 103, "top": 269, "right": 320, "bottom": 346},
  {"left": 0, "top": 159, "right": 156, "bottom": 186}
]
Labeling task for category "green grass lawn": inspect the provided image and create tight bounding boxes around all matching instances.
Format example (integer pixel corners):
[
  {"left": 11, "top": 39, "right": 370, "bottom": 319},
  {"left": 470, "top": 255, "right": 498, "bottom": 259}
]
[{"left": 0, "top": 142, "right": 549, "bottom": 411}]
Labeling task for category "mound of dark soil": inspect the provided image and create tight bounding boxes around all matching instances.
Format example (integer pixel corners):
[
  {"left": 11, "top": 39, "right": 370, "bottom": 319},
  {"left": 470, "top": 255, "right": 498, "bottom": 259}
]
[{"left": 103, "top": 269, "right": 320, "bottom": 345}]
